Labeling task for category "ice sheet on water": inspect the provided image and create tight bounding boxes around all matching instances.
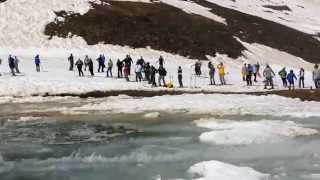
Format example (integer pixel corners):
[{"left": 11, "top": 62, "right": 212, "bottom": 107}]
[
  {"left": 188, "top": 160, "right": 269, "bottom": 180},
  {"left": 195, "top": 118, "right": 318, "bottom": 145}
]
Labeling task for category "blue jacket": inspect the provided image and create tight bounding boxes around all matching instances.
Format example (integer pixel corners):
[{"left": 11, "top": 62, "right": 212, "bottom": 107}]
[
  {"left": 287, "top": 72, "right": 297, "bottom": 82},
  {"left": 35, "top": 55, "right": 40, "bottom": 64}
]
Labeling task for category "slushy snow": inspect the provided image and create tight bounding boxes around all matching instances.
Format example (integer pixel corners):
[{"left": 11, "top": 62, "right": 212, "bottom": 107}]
[{"left": 195, "top": 118, "right": 318, "bottom": 145}]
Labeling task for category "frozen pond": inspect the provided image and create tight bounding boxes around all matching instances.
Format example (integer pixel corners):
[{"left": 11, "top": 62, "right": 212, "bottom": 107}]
[{"left": 0, "top": 94, "right": 320, "bottom": 180}]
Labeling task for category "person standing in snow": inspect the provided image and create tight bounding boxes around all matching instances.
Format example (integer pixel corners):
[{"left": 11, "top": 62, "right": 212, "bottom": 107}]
[
  {"left": 208, "top": 62, "right": 215, "bottom": 85},
  {"left": 14, "top": 56, "right": 20, "bottom": 74},
  {"left": 117, "top": 59, "right": 123, "bottom": 78},
  {"left": 97, "top": 55, "right": 105, "bottom": 73},
  {"left": 136, "top": 56, "right": 145, "bottom": 67},
  {"left": 87, "top": 58, "right": 94, "bottom": 76},
  {"left": 263, "top": 65, "right": 275, "bottom": 89},
  {"left": 75, "top": 58, "right": 84, "bottom": 77},
  {"left": 217, "top": 63, "right": 226, "bottom": 85},
  {"left": 158, "top": 56, "right": 164, "bottom": 67},
  {"left": 68, "top": 54, "right": 74, "bottom": 71},
  {"left": 178, "top": 66, "right": 183, "bottom": 88},
  {"left": 34, "top": 55, "right": 41, "bottom": 72},
  {"left": 254, "top": 62, "right": 260, "bottom": 81},
  {"left": 8, "top": 55, "right": 16, "bottom": 76},
  {"left": 278, "top": 67, "right": 287, "bottom": 88},
  {"left": 150, "top": 65, "right": 157, "bottom": 87},
  {"left": 135, "top": 62, "right": 143, "bottom": 82},
  {"left": 124, "top": 63, "right": 130, "bottom": 82},
  {"left": 299, "top": 68, "right": 305, "bottom": 88},
  {"left": 313, "top": 64, "right": 320, "bottom": 89},
  {"left": 158, "top": 66, "right": 167, "bottom": 87},
  {"left": 195, "top": 60, "right": 202, "bottom": 76},
  {"left": 241, "top": 63, "right": 247, "bottom": 82},
  {"left": 106, "top": 59, "right": 113, "bottom": 77},
  {"left": 287, "top": 70, "right": 297, "bottom": 90},
  {"left": 144, "top": 62, "right": 151, "bottom": 82},
  {"left": 246, "top": 64, "right": 253, "bottom": 86},
  {"left": 84, "top": 55, "right": 90, "bottom": 71},
  {"left": 123, "top": 55, "right": 133, "bottom": 75}
]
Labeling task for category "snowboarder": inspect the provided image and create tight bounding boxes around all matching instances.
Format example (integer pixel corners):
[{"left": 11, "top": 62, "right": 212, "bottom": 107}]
[
  {"left": 208, "top": 62, "right": 215, "bottom": 85},
  {"left": 178, "top": 66, "right": 183, "bottom": 88},
  {"left": 241, "top": 63, "right": 247, "bottom": 81},
  {"left": 123, "top": 55, "right": 133, "bottom": 75},
  {"left": 195, "top": 60, "right": 202, "bottom": 76},
  {"left": 68, "top": 54, "right": 74, "bottom": 71},
  {"left": 263, "top": 65, "right": 275, "bottom": 89},
  {"left": 299, "top": 67, "right": 305, "bottom": 88},
  {"left": 246, "top": 64, "right": 253, "bottom": 86},
  {"left": 313, "top": 64, "right": 320, "bottom": 89},
  {"left": 158, "top": 66, "right": 167, "bottom": 87},
  {"left": 87, "top": 58, "right": 94, "bottom": 76},
  {"left": 278, "top": 67, "right": 287, "bottom": 88},
  {"left": 287, "top": 70, "right": 297, "bottom": 91},
  {"left": 135, "top": 62, "right": 143, "bottom": 82},
  {"left": 8, "top": 55, "right": 15, "bottom": 76},
  {"left": 75, "top": 58, "right": 84, "bottom": 77},
  {"left": 14, "top": 56, "right": 20, "bottom": 73},
  {"left": 34, "top": 54, "right": 41, "bottom": 72},
  {"left": 117, "top": 59, "right": 123, "bottom": 78},
  {"left": 217, "top": 63, "right": 226, "bottom": 85},
  {"left": 106, "top": 59, "right": 113, "bottom": 77},
  {"left": 150, "top": 65, "right": 157, "bottom": 87}
]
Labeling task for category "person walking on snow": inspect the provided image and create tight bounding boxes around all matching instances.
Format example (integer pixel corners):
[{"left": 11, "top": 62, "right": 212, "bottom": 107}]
[
  {"left": 246, "top": 64, "right": 253, "bottom": 86},
  {"left": 34, "top": 55, "right": 41, "bottom": 72},
  {"left": 158, "top": 66, "right": 167, "bottom": 87},
  {"left": 150, "top": 65, "right": 157, "bottom": 87},
  {"left": 278, "top": 67, "right": 287, "bottom": 88},
  {"left": 14, "top": 56, "right": 20, "bottom": 73},
  {"left": 254, "top": 62, "right": 260, "bottom": 82},
  {"left": 287, "top": 70, "right": 297, "bottom": 91},
  {"left": 208, "top": 62, "right": 215, "bottom": 85},
  {"left": 117, "top": 59, "right": 123, "bottom": 78},
  {"left": 97, "top": 55, "right": 105, "bottom": 72},
  {"left": 84, "top": 55, "right": 90, "bottom": 71},
  {"left": 68, "top": 54, "right": 74, "bottom": 71},
  {"left": 299, "top": 68, "right": 305, "bottom": 88},
  {"left": 144, "top": 62, "right": 151, "bottom": 82},
  {"left": 313, "top": 64, "right": 320, "bottom": 89},
  {"left": 8, "top": 55, "right": 16, "bottom": 76},
  {"left": 263, "top": 65, "right": 275, "bottom": 89},
  {"left": 135, "top": 62, "right": 143, "bottom": 82},
  {"left": 217, "top": 63, "right": 226, "bottom": 85},
  {"left": 124, "top": 63, "right": 130, "bottom": 82},
  {"left": 106, "top": 59, "right": 113, "bottom": 77},
  {"left": 87, "top": 58, "right": 94, "bottom": 76},
  {"left": 241, "top": 63, "right": 247, "bottom": 81},
  {"left": 178, "top": 66, "right": 183, "bottom": 88},
  {"left": 75, "top": 58, "right": 84, "bottom": 77}
]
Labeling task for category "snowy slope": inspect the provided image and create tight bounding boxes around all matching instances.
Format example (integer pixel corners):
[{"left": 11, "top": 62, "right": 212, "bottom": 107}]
[{"left": 206, "top": 0, "right": 320, "bottom": 35}]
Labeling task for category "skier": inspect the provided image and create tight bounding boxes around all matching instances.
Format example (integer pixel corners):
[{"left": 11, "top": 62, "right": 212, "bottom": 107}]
[
  {"left": 135, "top": 62, "right": 143, "bottom": 82},
  {"left": 263, "top": 65, "right": 275, "bottom": 89},
  {"left": 195, "top": 60, "right": 202, "bottom": 76},
  {"left": 241, "top": 63, "right": 247, "bottom": 81},
  {"left": 106, "top": 59, "right": 113, "bottom": 77},
  {"left": 14, "top": 56, "right": 20, "bottom": 73},
  {"left": 158, "top": 66, "right": 167, "bottom": 87},
  {"left": 87, "top": 58, "right": 94, "bottom": 76},
  {"left": 123, "top": 55, "right": 133, "bottom": 75},
  {"left": 246, "top": 64, "right": 253, "bottom": 86},
  {"left": 68, "top": 54, "right": 74, "bottom": 71},
  {"left": 178, "top": 66, "right": 183, "bottom": 88},
  {"left": 299, "top": 67, "right": 305, "bottom": 88},
  {"left": 75, "top": 58, "right": 84, "bottom": 77},
  {"left": 287, "top": 70, "right": 297, "bottom": 91},
  {"left": 278, "top": 67, "right": 287, "bottom": 88},
  {"left": 34, "top": 55, "right": 41, "bottom": 72},
  {"left": 158, "top": 56, "right": 164, "bottom": 67},
  {"left": 313, "top": 64, "right": 320, "bottom": 89},
  {"left": 150, "top": 65, "right": 157, "bottom": 87},
  {"left": 208, "top": 62, "right": 215, "bottom": 85},
  {"left": 117, "top": 59, "right": 123, "bottom": 78},
  {"left": 217, "top": 63, "right": 226, "bottom": 85},
  {"left": 8, "top": 55, "right": 16, "bottom": 76},
  {"left": 144, "top": 62, "right": 151, "bottom": 82},
  {"left": 84, "top": 55, "right": 90, "bottom": 71}
]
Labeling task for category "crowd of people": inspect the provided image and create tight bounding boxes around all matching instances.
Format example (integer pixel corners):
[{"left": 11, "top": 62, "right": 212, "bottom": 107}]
[{"left": 0, "top": 54, "right": 320, "bottom": 90}]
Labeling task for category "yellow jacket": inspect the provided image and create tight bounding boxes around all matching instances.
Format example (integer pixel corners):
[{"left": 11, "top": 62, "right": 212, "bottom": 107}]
[{"left": 217, "top": 64, "right": 225, "bottom": 75}]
